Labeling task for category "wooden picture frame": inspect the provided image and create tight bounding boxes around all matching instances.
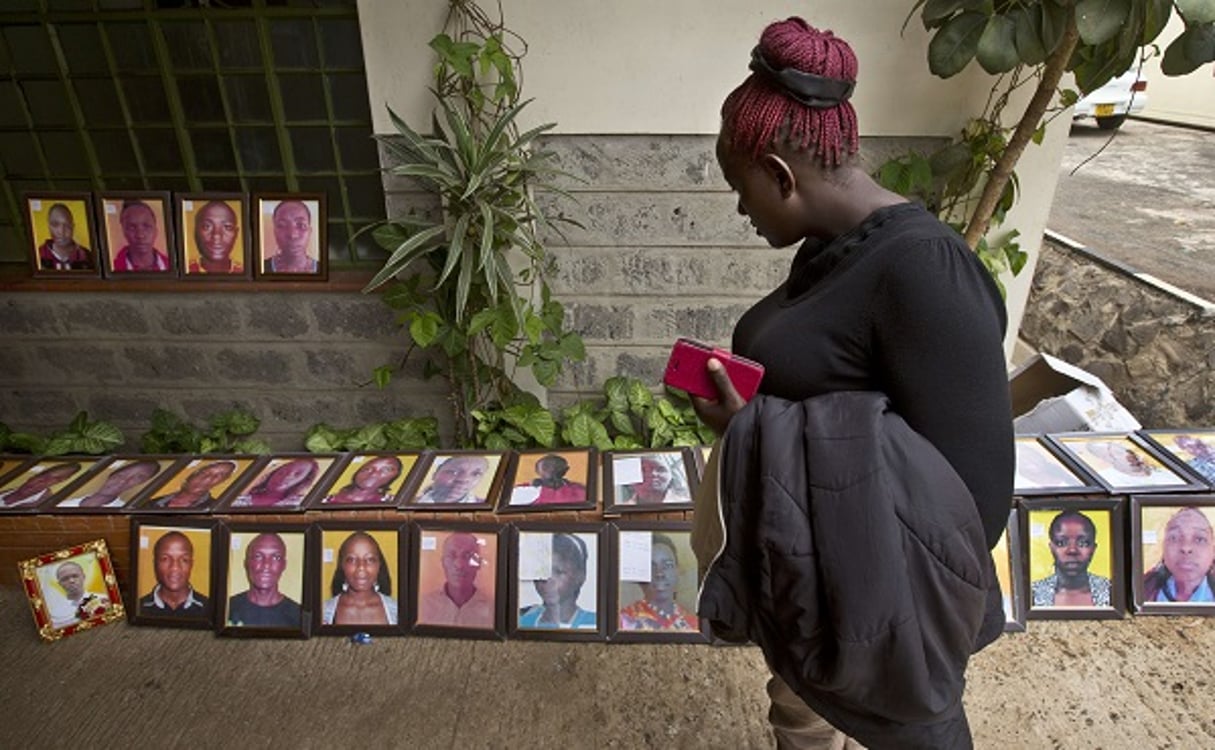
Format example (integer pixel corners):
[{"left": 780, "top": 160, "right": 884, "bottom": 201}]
[
  {"left": 0, "top": 457, "right": 103, "bottom": 514},
  {"left": 44, "top": 455, "right": 182, "bottom": 514},
  {"left": 993, "top": 507, "right": 1028, "bottom": 632},
  {"left": 1136, "top": 429, "right": 1215, "bottom": 487},
  {"left": 1022, "top": 498, "right": 1126, "bottom": 620},
  {"left": 408, "top": 522, "right": 507, "bottom": 640},
  {"left": 253, "top": 193, "right": 327, "bottom": 280},
  {"left": 607, "top": 521, "right": 709, "bottom": 644},
  {"left": 311, "top": 522, "right": 408, "bottom": 636},
  {"left": 217, "top": 523, "right": 312, "bottom": 638},
  {"left": 1013, "top": 435, "right": 1102, "bottom": 496},
  {"left": 128, "top": 517, "right": 218, "bottom": 628},
  {"left": 308, "top": 452, "right": 425, "bottom": 510},
  {"left": 97, "top": 191, "right": 175, "bottom": 277},
  {"left": 602, "top": 448, "right": 698, "bottom": 514},
  {"left": 23, "top": 191, "right": 101, "bottom": 278},
  {"left": 1130, "top": 494, "right": 1215, "bottom": 615},
  {"left": 508, "top": 522, "right": 607, "bottom": 642},
  {"left": 176, "top": 192, "right": 251, "bottom": 278},
  {"left": 215, "top": 453, "right": 342, "bottom": 514},
  {"left": 0, "top": 456, "right": 34, "bottom": 485},
  {"left": 495, "top": 448, "right": 598, "bottom": 514},
  {"left": 19, "top": 538, "right": 124, "bottom": 642},
  {"left": 1046, "top": 432, "right": 1207, "bottom": 495},
  {"left": 128, "top": 455, "right": 263, "bottom": 514},
  {"left": 399, "top": 451, "right": 507, "bottom": 511}
]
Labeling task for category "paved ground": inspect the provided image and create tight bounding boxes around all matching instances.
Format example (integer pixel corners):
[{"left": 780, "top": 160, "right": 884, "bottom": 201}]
[{"left": 1048, "top": 118, "right": 1215, "bottom": 303}]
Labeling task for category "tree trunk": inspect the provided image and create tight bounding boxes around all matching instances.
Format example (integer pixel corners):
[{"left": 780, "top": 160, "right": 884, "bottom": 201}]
[{"left": 962, "top": 11, "right": 1080, "bottom": 249}]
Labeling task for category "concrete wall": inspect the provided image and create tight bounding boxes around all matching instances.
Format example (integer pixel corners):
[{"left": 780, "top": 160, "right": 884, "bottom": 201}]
[
  {"left": 1019, "top": 236, "right": 1215, "bottom": 428},
  {"left": 1139, "top": 15, "right": 1215, "bottom": 130}
]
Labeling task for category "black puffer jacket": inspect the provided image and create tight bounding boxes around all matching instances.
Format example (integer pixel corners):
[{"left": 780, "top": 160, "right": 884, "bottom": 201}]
[{"left": 697, "top": 391, "right": 1003, "bottom": 749}]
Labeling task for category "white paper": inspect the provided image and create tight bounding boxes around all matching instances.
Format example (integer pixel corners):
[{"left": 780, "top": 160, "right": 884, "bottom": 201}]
[
  {"left": 183, "top": 200, "right": 193, "bottom": 211},
  {"left": 231, "top": 536, "right": 242, "bottom": 552},
  {"left": 140, "top": 535, "right": 149, "bottom": 549},
  {"left": 510, "top": 486, "right": 541, "bottom": 505},
  {"left": 31, "top": 199, "right": 41, "bottom": 210},
  {"left": 518, "top": 532, "right": 553, "bottom": 580},
  {"left": 421, "top": 535, "right": 437, "bottom": 551},
  {"left": 1030, "top": 522, "right": 1045, "bottom": 539},
  {"left": 614, "top": 457, "right": 642, "bottom": 486},
  {"left": 323, "top": 547, "right": 334, "bottom": 564},
  {"left": 619, "top": 531, "right": 652, "bottom": 582},
  {"left": 1143, "top": 529, "right": 1158, "bottom": 545},
  {"left": 105, "top": 202, "right": 117, "bottom": 214}
]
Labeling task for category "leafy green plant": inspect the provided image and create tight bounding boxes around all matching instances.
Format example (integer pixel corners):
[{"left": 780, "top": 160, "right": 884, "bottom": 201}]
[
  {"left": 139, "top": 408, "right": 269, "bottom": 455},
  {"left": 0, "top": 412, "right": 124, "bottom": 456},
  {"left": 304, "top": 417, "right": 440, "bottom": 453}
]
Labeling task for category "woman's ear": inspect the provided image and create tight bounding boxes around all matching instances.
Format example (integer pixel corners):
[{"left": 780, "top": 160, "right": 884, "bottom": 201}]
[{"left": 760, "top": 154, "right": 797, "bottom": 198}]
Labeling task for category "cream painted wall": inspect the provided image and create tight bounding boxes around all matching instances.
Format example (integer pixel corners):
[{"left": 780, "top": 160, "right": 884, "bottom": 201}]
[{"left": 1139, "top": 15, "right": 1215, "bottom": 129}]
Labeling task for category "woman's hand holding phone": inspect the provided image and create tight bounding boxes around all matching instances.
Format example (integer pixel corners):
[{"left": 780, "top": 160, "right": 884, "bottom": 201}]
[{"left": 689, "top": 359, "right": 749, "bottom": 436}]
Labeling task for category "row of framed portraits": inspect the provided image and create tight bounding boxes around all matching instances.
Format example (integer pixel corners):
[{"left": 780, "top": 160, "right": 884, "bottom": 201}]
[
  {"left": 0, "top": 447, "right": 703, "bottom": 517},
  {"left": 19, "top": 519, "right": 709, "bottom": 645},
  {"left": 1014, "top": 429, "right": 1215, "bottom": 495},
  {"left": 997, "top": 494, "right": 1215, "bottom": 630},
  {"left": 22, "top": 190, "right": 328, "bottom": 281}
]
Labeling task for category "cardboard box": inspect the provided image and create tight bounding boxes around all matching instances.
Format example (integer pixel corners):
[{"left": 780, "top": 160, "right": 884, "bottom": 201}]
[{"left": 1009, "top": 353, "right": 1141, "bottom": 434}]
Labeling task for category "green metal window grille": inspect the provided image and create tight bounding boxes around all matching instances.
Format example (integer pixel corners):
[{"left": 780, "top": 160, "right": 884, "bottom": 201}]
[{"left": 0, "top": 0, "right": 386, "bottom": 269}]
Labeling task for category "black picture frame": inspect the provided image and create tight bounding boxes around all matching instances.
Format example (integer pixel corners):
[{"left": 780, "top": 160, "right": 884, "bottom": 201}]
[
  {"left": 1013, "top": 435, "right": 1102, "bottom": 496},
  {"left": 607, "top": 521, "right": 710, "bottom": 644},
  {"left": 96, "top": 191, "right": 176, "bottom": 277},
  {"left": 1046, "top": 432, "right": 1207, "bottom": 495},
  {"left": 1136, "top": 429, "right": 1215, "bottom": 488},
  {"left": 23, "top": 191, "right": 102, "bottom": 279},
  {"left": 307, "top": 452, "right": 426, "bottom": 510},
  {"left": 253, "top": 192, "right": 328, "bottom": 281},
  {"left": 311, "top": 522, "right": 409, "bottom": 636},
  {"left": 495, "top": 448, "right": 598, "bottom": 514},
  {"left": 128, "top": 455, "right": 264, "bottom": 514},
  {"left": 176, "top": 192, "right": 251, "bottom": 279},
  {"left": 507, "top": 522, "right": 608, "bottom": 642},
  {"left": 1022, "top": 497, "right": 1126, "bottom": 620},
  {"left": 408, "top": 521, "right": 507, "bottom": 640},
  {"left": 993, "top": 507, "right": 1028, "bottom": 632},
  {"left": 602, "top": 448, "right": 698, "bottom": 514},
  {"left": 0, "top": 456, "right": 34, "bottom": 485},
  {"left": 127, "top": 517, "right": 219, "bottom": 629},
  {"left": 0, "top": 457, "right": 104, "bottom": 514},
  {"left": 216, "top": 522, "right": 312, "bottom": 638},
  {"left": 1129, "top": 494, "right": 1215, "bottom": 615},
  {"left": 399, "top": 450, "right": 508, "bottom": 511},
  {"left": 215, "top": 453, "right": 343, "bottom": 514},
  {"left": 44, "top": 455, "right": 182, "bottom": 514}
]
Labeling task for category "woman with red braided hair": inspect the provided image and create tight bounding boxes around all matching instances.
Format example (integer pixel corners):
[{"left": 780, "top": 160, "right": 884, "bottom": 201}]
[{"left": 691, "top": 17, "right": 1013, "bottom": 750}]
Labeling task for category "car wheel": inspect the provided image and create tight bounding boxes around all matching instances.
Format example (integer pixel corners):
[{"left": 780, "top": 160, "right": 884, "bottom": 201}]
[{"left": 1096, "top": 115, "right": 1126, "bottom": 130}]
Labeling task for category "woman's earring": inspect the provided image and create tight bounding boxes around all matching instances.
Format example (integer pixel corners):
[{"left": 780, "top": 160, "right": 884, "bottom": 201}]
[
  {"left": 342, "top": 582, "right": 349, "bottom": 593},
  {"left": 374, "top": 583, "right": 380, "bottom": 593}
]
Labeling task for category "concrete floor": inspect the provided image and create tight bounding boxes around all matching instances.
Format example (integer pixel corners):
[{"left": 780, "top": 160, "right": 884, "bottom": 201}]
[{"left": 3, "top": 584, "right": 1214, "bottom": 749}]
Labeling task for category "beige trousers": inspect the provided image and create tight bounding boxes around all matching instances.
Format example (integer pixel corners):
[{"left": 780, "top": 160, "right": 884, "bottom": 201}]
[{"left": 692, "top": 442, "right": 865, "bottom": 750}]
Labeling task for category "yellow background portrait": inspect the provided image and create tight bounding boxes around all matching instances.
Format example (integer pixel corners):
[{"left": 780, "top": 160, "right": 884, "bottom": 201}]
[
  {"left": 37, "top": 551, "right": 107, "bottom": 600},
  {"left": 1029, "top": 508, "right": 1113, "bottom": 581},
  {"left": 225, "top": 530, "right": 306, "bottom": 602},
  {"left": 0, "top": 458, "right": 97, "bottom": 494},
  {"left": 319, "top": 529, "right": 401, "bottom": 600},
  {"left": 321, "top": 454, "right": 418, "bottom": 504},
  {"left": 149, "top": 457, "right": 257, "bottom": 501},
  {"left": 1140, "top": 505, "right": 1215, "bottom": 575},
  {"left": 101, "top": 197, "right": 169, "bottom": 271},
  {"left": 180, "top": 197, "right": 244, "bottom": 274},
  {"left": 413, "top": 454, "right": 503, "bottom": 503},
  {"left": 512, "top": 449, "right": 592, "bottom": 487},
  {"left": 26, "top": 197, "right": 93, "bottom": 253},
  {"left": 55, "top": 458, "right": 174, "bottom": 508},
  {"left": 136, "top": 526, "right": 213, "bottom": 598}
]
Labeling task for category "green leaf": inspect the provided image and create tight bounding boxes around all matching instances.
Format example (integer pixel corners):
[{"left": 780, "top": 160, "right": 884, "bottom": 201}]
[
  {"left": 1031, "top": 123, "right": 1046, "bottom": 145},
  {"left": 977, "top": 13, "right": 1021, "bottom": 73},
  {"left": 305, "top": 425, "right": 342, "bottom": 453},
  {"left": 922, "top": 0, "right": 971, "bottom": 26},
  {"left": 410, "top": 310, "right": 444, "bottom": 347},
  {"left": 373, "top": 365, "right": 393, "bottom": 388},
  {"left": 1177, "top": 0, "right": 1215, "bottom": 24},
  {"left": 532, "top": 359, "right": 559, "bottom": 386},
  {"left": 232, "top": 438, "right": 271, "bottom": 454},
  {"left": 1011, "top": 5, "right": 1048, "bottom": 64},
  {"left": 1143, "top": 0, "right": 1175, "bottom": 43},
  {"left": 364, "top": 224, "right": 447, "bottom": 292},
  {"left": 928, "top": 12, "right": 989, "bottom": 77},
  {"left": 1039, "top": 0, "right": 1069, "bottom": 55},
  {"left": 506, "top": 404, "right": 557, "bottom": 446},
  {"left": 1076, "top": 0, "right": 1131, "bottom": 45},
  {"left": 1161, "top": 23, "right": 1215, "bottom": 74},
  {"left": 212, "top": 410, "right": 259, "bottom": 436}
]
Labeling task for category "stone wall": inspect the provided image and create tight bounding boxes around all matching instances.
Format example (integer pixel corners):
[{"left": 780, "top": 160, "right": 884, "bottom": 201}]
[{"left": 1019, "top": 235, "right": 1215, "bottom": 428}]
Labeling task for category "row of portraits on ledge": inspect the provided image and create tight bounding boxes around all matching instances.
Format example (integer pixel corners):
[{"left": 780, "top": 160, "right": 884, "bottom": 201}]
[
  {"left": 0, "top": 447, "right": 705, "bottom": 516},
  {"left": 998, "top": 430, "right": 1215, "bottom": 628},
  {"left": 19, "top": 519, "right": 708, "bottom": 645},
  {"left": 22, "top": 191, "right": 327, "bottom": 281}
]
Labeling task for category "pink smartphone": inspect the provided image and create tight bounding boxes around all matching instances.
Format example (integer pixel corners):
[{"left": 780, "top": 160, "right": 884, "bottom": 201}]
[{"left": 662, "top": 337, "right": 765, "bottom": 402}]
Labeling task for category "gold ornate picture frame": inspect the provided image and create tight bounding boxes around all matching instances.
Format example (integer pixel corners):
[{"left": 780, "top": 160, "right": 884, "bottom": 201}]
[{"left": 19, "top": 538, "right": 125, "bottom": 642}]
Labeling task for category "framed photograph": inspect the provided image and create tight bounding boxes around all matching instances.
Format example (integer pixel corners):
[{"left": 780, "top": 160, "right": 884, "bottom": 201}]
[
  {"left": 23, "top": 192, "right": 101, "bottom": 278},
  {"left": 992, "top": 508, "right": 1028, "bottom": 632},
  {"left": 1137, "top": 429, "right": 1215, "bottom": 487},
  {"left": 128, "top": 518, "right": 217, "bottom": 628},
  {"left": 216, "top": 453, "right": 342, "bottom": 513},
  {"left": 1130, "top": 495, "right": 1215, "bottom": 614},
  {"left": 176, "top": 192, "right": 250, "bottom": 278},
  {"left": 217, "top": 524, "right": 311, "bottom": 637},
  {"left": 496, "top": 448, "right": 597, "bottom": 513},
  {"left": 1022, "top": 498, "right": 1125, "bottom": 620},
  {"left": 603, "top": 448, "right": 698, "bottom": 513},
  {"left": 607, "top": 521, "right": 709, "bottom": 643},
  {"left": 508, "top": 522, "right": 607, "bottom": 641},
  {"left": 309, "top": 452, "right": 424, "bottom": 510},
  {"left": 253, "top": 193, "right": 327, "bottom": 280},
  {"left": 1047, "top": 433, "right": 1207, "bottom": 494},
  {"left": 0, "top": 458, "right": 102, "bottom": 513},
  {"left": 1013, "top": 436, "right": 1101, "bottom": 496},
  {"left": 19, "top": 538, "right": 124, "bottom": 642},
  {"left": 312, "top": 523, "right": 407, "bottom": 635},
  {"left": 97, "top": 191, "right": 175, "bottom": 276},
  {"left": 0, "top": 456, "right": 35, "bottom": 484},
  {"left": 409, "top": 522, "right": 506, "bottom": 640},
  {"left": 399, "top": 451, "right": 507, "bottom": 510},
  {"left": 129, "top": 455, "right": 262, "bottom": 513},
  {"left": 45, "top": 455, "right": 181, "bottom": 513}
]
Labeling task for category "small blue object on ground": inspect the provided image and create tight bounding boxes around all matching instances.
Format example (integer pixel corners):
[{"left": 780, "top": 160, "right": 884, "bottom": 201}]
[{"left": 350, "top": 632, "right": 373, "bottom": 645}]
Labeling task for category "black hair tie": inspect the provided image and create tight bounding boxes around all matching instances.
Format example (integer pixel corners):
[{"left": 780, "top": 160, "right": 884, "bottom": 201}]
[{"left": 749, "top": 46, "right": 855, "bottom": 109}]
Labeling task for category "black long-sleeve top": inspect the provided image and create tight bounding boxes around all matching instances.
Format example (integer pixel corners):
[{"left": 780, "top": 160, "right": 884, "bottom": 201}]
[{"left": 732, "top": 202, "right": 1014, "bottom": 548}]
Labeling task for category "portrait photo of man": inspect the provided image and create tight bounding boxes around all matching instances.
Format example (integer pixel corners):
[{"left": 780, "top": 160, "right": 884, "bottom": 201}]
[
  {"left": 405, "top": 453, "right": 503, "bottom": 508},
  {"left": 25, "top": 194, "right": 97, "bottom": 276},
  {"left": 38, "top": 553, "right": 112, "bottom": 629},
  {"left": 256, "top": 194, "right": 325, "bottom": 278},
  {"left": 51, "top": 457, "right": 171, "bottom": 510},
  {"left": 178, "top": 196, "right": 247, "bottom": 276},
  {"left": 136, "top": 526, "right": 212, "bottom": 621},
  {"left": 225, "top": 530, "right": 306, "bottom": 630},
  {"left": 0, "top": 459, "right": 94, "bottom": 511},
  {"left": 1029, "top": 508, "right": 1114, "bottom": 609},
  {"left": 504, "top": 450, "right": 592, "bottom": 509},
  {"left": 415, "top": 528, "right": 498, "bottom": 631},
  {"left": 101, "top": 194, "right": 173, "bottom": 274}
]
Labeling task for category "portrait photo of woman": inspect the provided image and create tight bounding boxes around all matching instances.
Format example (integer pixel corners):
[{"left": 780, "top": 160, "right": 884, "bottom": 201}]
[
  {"left": 1025, "top": 501, "right": 1125, "bottom": 619},
  {"left": 1137, "top": 502, "right": 1215, "bottom": 610},
  {"left": 0, "top": 459, "right": 97, "bottom": 512},
  {"left": 225, "top": 455, "right": 336, "bottom": 511},
  {"left": 605, "top": 450, "right": 696, "bottom": 512},
  {"left": 318, "top": 528, "right": 401, "bottom": 630},
  {"left": 134, "top": 457, "right": 256, "bottom": 513},
  {"left": 611, "top": 526, "right": 705, "bottom": 642},
  {"left": 49, "top": 457, "right": 174, "bottom": 511},
  {"left": 512, "top": 527, "right": 604, "bottom": 640},
  {"left": 315, "top": 453, "right": 419, "bottom": 509}
]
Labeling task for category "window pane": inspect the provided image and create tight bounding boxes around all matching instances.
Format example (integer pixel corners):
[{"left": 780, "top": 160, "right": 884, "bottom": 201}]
[
  {"left": 21, "top": 80, "right": 73, "bottom": 127},
  {"left": 74, "top": 78, "right": 125, "bottom": 126},
  {"left": 290, "top": 126, "right": 334, "bottom": 172},
  {"left": 90, "top": 130, "right": 140, "bottom": 173},
  {"left": 270, "top": 19, "right": 318, "bottom": 69},
  {"left": 214, "top": 21, "right": 261, "bottom": 68},
  {"left": 105, "top": 176, "right": 147, "bottom": 190},
  {"left": 246, "top": 176, "right": 289, "bottom": 194},
  {"left": 153, "top": 176, "right": 193, "bottom": 193},
  {"left": 224, "top": 75, "right": 271, "bottom": 123},
  {"left": 235, "top": 127, "right": 281, "bottom": 172},
  {"left": 0, "top": 82, "right": 25, "bottom": 128},
  {"left": 133, "top": 127, "right": 182, "bottom": 172},
  {"left": 319, "top": 19, "right": 362, "bottom": 69},
  {"left": 336, "top": 126, "right": 377, "bottom": 171},
  {"left": 39, "top": 131, "right": 90, "bottom": 176},
  {"left": 57, "top": 25, "right": 108, "bottom": 75},
  {"left": 178, "top": 75, "right": 226, "bottom": 122},
  {"left": 164, "top": 21, "right": 212, "bottom": 70},
  {"left": 345, "top": 174, "right": 384, "bottom": 218},
  {"left": 297, "top": 175, "right": 340, "bottom": 208},
  {"left": 0, "top": 132, "right": 43, "bottom": 176},
  {"left": 328, "top": 72, "right": 370, "bottom": 121},
  {"left": 190, "top": 128, "right": 236, "bottom": 172},
  {"left": 279, "top": 73, "right": 326, "bottom": 121},
  {"left": 202, "top": 176, "right": 243, "bottom": 192},
  {"left": 122, "top": 76, "right": 171, "bottom": 123},
  {"left": 108, "top": 24, "right": 157, "bottom": 72},
  {"left": 4, "top": 26, "right": 57, "bottom": 76},
  {"left": 47, "top": 0, "right": 95, "bottom": 9}
]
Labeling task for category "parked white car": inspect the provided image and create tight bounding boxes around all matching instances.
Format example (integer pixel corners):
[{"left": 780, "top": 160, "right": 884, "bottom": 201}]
[{"left": 1072, "top": 69, "right": 1147, "bottom": 130}]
